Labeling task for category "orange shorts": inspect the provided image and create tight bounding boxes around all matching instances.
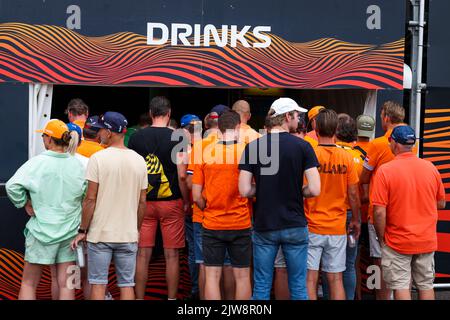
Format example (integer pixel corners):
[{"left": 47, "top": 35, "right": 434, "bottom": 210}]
[{"left": 139, "top": 199, "right": 185, "bottom": 249}]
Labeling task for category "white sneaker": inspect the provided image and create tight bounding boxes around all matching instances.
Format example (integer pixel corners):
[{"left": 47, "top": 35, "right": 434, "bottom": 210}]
[{"left": 105, "top": 292, "right": 114, "bottom": 300}]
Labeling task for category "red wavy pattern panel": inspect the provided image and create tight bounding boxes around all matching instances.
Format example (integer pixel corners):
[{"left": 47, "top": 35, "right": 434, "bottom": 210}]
[
  {"left": 0, "top": 23, "right": 404, "bottom": 88},
  {"left": 0, "top": 248, "right": 191, "bottom": 300}
]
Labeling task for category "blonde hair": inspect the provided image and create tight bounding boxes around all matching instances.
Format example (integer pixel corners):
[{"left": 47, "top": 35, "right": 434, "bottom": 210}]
[
  {"left": 381, "top": 101, "right": 405, "bottom": 124},
  {"left": 265, "top": 109, "right": 295, "bottom": 128},
  {"left": 66, "top": 130, "right": 80, "bottom": 155}
]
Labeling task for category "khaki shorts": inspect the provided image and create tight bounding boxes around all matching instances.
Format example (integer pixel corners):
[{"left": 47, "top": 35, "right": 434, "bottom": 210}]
[{"left": 381, "top": 244, "right": 435, "bottom": 290}]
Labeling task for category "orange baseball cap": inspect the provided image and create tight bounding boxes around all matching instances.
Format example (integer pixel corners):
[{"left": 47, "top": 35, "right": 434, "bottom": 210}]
[
  {"left": 308, "top": 106, "right": 325, "bottom": 120},
  {"left": 36, "top": 119, "right": 69, "bottom": 139}
]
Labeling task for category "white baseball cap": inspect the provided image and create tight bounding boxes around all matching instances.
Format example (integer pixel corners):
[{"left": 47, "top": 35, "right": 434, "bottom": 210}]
[{"left": 270, "top": 98, "right": 307, "bottom": 117}]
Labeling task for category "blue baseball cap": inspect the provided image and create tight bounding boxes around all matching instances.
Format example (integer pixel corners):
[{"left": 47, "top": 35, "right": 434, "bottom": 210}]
[
  {"left": 180, "top": 114, "right": 201, "bottom": 127},
  {"left": 391, "top": 125, "right": 416, "bottom": 145},
  {"left": 67, "top": 122, "right": 82, "bottom": 143},
  {"left": 84, "top": 116, "right": 101, "bottom": 132},
  {"left": 210, "top": 104, "right": 230, "bottom": 116},
  {"left": 91, "top": 112, "right": 128, "bottom": 133}
]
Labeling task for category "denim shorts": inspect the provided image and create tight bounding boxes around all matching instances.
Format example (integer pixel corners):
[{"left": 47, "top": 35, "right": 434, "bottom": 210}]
[
  {"left": 87, "top": 242, "right": 138, "bottom": 287},
  {"left": 194, "top": 223, "right": 231, "bottom": 265}
]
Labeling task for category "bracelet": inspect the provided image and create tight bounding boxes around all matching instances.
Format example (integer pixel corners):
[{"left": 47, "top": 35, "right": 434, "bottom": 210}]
[{"left": 78, "top": 228, "right": 88, "bottom": 234}]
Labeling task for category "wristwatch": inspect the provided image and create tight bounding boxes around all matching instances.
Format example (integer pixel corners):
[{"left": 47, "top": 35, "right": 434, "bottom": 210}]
[{"left": 78, "top": 228, "right": 88, "bottom": 234}]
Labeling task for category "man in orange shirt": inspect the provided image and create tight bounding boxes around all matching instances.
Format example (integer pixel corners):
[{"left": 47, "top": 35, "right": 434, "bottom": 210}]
[
  {"left": 353, "top": 114, "right": 374, "bottom": 299},
  {"left": 76, "top": 116, "right": 105, "bottom": 158},
  {"left": 360, "top": 101, "right": 406, "bottom": 300},
  {"left": 65, "top": 98, "right": 89, "bottom": 129},
  {"left": 305, "top": 105, "right": 325, "bottom": 148},
  {"left": 354, "top": 114, "right": 375, "bottom": 210},
  {"left": 333, "top": 113, "right": 364, "bottom": 300},
  {"left": 232, "top": 100, "right": 262, "bottom": 144},
  {"left": 179, "top": 114, "right": 202, "bottom": 300},
  {"left": 192, "top": 111, "right": 252, "bottom": 300},
  {"left": 372, "top": 125, "right": 446, "bottom": 300},
  {"left": 305, "top": 109, "right": 360, "bottom": 300},
  {"left": 186, "top": 126, "right": 215, "bottom": 300}
]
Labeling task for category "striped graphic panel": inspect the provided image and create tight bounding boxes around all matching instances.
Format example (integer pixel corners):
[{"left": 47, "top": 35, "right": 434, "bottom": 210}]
[
  {"left": 0, "top": 23, "right": 404, "bottom": 89},
  {"left": 0, "top": 248, "right": 191, "bottom": 300},
  {"left": 423, "top": 107, "right": 450, "bottom": 277}
]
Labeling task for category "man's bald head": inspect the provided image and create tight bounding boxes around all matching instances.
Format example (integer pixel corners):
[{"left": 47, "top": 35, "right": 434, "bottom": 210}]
[{"left": 232, "top": 100, "right": 251, "bottom": 124}]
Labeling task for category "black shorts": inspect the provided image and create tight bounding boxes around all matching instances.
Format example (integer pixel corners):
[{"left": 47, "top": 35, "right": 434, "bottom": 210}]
[{"left": 202, "top": 228, "right": 252, "bottom": 268}]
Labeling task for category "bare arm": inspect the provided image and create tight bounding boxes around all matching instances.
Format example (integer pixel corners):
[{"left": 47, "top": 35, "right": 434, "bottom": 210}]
[
  {"left": 80, "top": 180, "right": 98, "bottom": 230},
  {"left": 361, "top": 184, "right": 369, "bottom": 204},
  {"left": 373, "top": 205, "right": 387, "bottom": 245},
  {"left": 303, "top": 167, "right": 320, "bottom": 198},
  {"left": 239, "top": 170, "right": 256, "bottom": 198},
  {"left": 71, "top": 180, "right": 98, "bottom": 249},
  {"left": 177, "top": 155, "right": 191, "bottom": 214},
  {"left": 348, "top": 184, "right": 361, "bottom": 239},
  {"left": 438, "top": 199, "right": 446, "bottom": 210},
  {"left": 359, "top": 167, "right": 372, "bottom": 185},
  {"left": 137, "top": 189, "right": 147, "bottom": 230},
  {"left": 186, "top": 175, "right": 193, "bottom": 190},
  {"left": 192, "top": 184, "right": 206, "bottom": 211}
]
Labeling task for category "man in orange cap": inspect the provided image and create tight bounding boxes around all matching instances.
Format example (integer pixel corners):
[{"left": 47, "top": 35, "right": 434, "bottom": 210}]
[{"left": 305, "top": 106, "right": 325, "bottom": 148}]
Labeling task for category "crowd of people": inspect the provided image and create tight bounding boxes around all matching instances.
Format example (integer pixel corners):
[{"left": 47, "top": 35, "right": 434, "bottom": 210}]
[{"left": 5, "top": 96, "right": 446, "bottom": 300}]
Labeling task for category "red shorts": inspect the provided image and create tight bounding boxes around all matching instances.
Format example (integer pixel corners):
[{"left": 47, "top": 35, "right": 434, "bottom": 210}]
[{"left": 139, "top": 199, "right": 185, "bottom": 249}]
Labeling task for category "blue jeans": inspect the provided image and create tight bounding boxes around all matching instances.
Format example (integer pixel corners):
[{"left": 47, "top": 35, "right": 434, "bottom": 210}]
[
  {"left": 322, "top": 211, "right": 358, "bottom": 300},
  {"left": 185, "top": 216, "right": 199, "bottom": 295},
  {"left": 252, "top": 227, "right": 309, "bottom": 300}
]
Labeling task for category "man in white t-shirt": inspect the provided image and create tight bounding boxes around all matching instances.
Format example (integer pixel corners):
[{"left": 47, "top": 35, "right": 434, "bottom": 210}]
[{"left": 72, "top": 111, "right": 148, "bottom": 300}]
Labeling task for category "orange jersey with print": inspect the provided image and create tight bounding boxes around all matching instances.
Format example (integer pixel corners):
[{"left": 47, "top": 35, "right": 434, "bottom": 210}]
[
  {"left": 239, "top": 123, "right": 262, "bottom": 145},
  {"left": 305, "top": 145, "right": 359, "bottom": 235},
  {"left": 77, "top": 140, "right": 105, "bottom": 158},
  {"left": 187, "top": 134, "right": 218, "bottom": 223},
  {"left": 371, "top": 153, "right": 445, "bottom": 254},
  {"left": 192, "top": 141, "right": 251, "bottom": 230}
]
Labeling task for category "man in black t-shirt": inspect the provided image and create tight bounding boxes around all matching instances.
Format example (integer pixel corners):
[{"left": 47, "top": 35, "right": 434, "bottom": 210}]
[
  {"left": 239, "top": 97, "right": 321, "bottom": 300},
  {"left": 128, "top": 96, "right": 190, "bottom": 300}
]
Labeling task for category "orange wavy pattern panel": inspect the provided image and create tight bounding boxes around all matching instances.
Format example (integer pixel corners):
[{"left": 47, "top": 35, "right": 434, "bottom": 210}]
[
  {"left": 423, "top": 108, "right": 450, "bottom": 271},
  {"left": 0, "top": 23, "right": 404, "bottom": 88},
  {"left": 0, "top": 248, "right": 191, "bottom": 300}
]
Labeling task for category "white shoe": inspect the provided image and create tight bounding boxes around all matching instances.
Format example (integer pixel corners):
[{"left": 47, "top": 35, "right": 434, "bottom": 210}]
[{"left": 105, "top": 292, "right": 114, "bottom": 300}]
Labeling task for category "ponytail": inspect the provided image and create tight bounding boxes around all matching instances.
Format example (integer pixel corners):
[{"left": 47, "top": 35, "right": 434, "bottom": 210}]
[
  {"left": 66, "top": 130, "right": 79, "bottom": 155},
  {"left": 51, "top": 131, "right": 72, "bottom": 148}
]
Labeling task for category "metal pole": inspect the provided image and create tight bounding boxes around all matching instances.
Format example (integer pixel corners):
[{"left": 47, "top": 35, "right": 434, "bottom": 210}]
[{"left": 409, "top": 0, "right": 426, "bottom": 156}]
